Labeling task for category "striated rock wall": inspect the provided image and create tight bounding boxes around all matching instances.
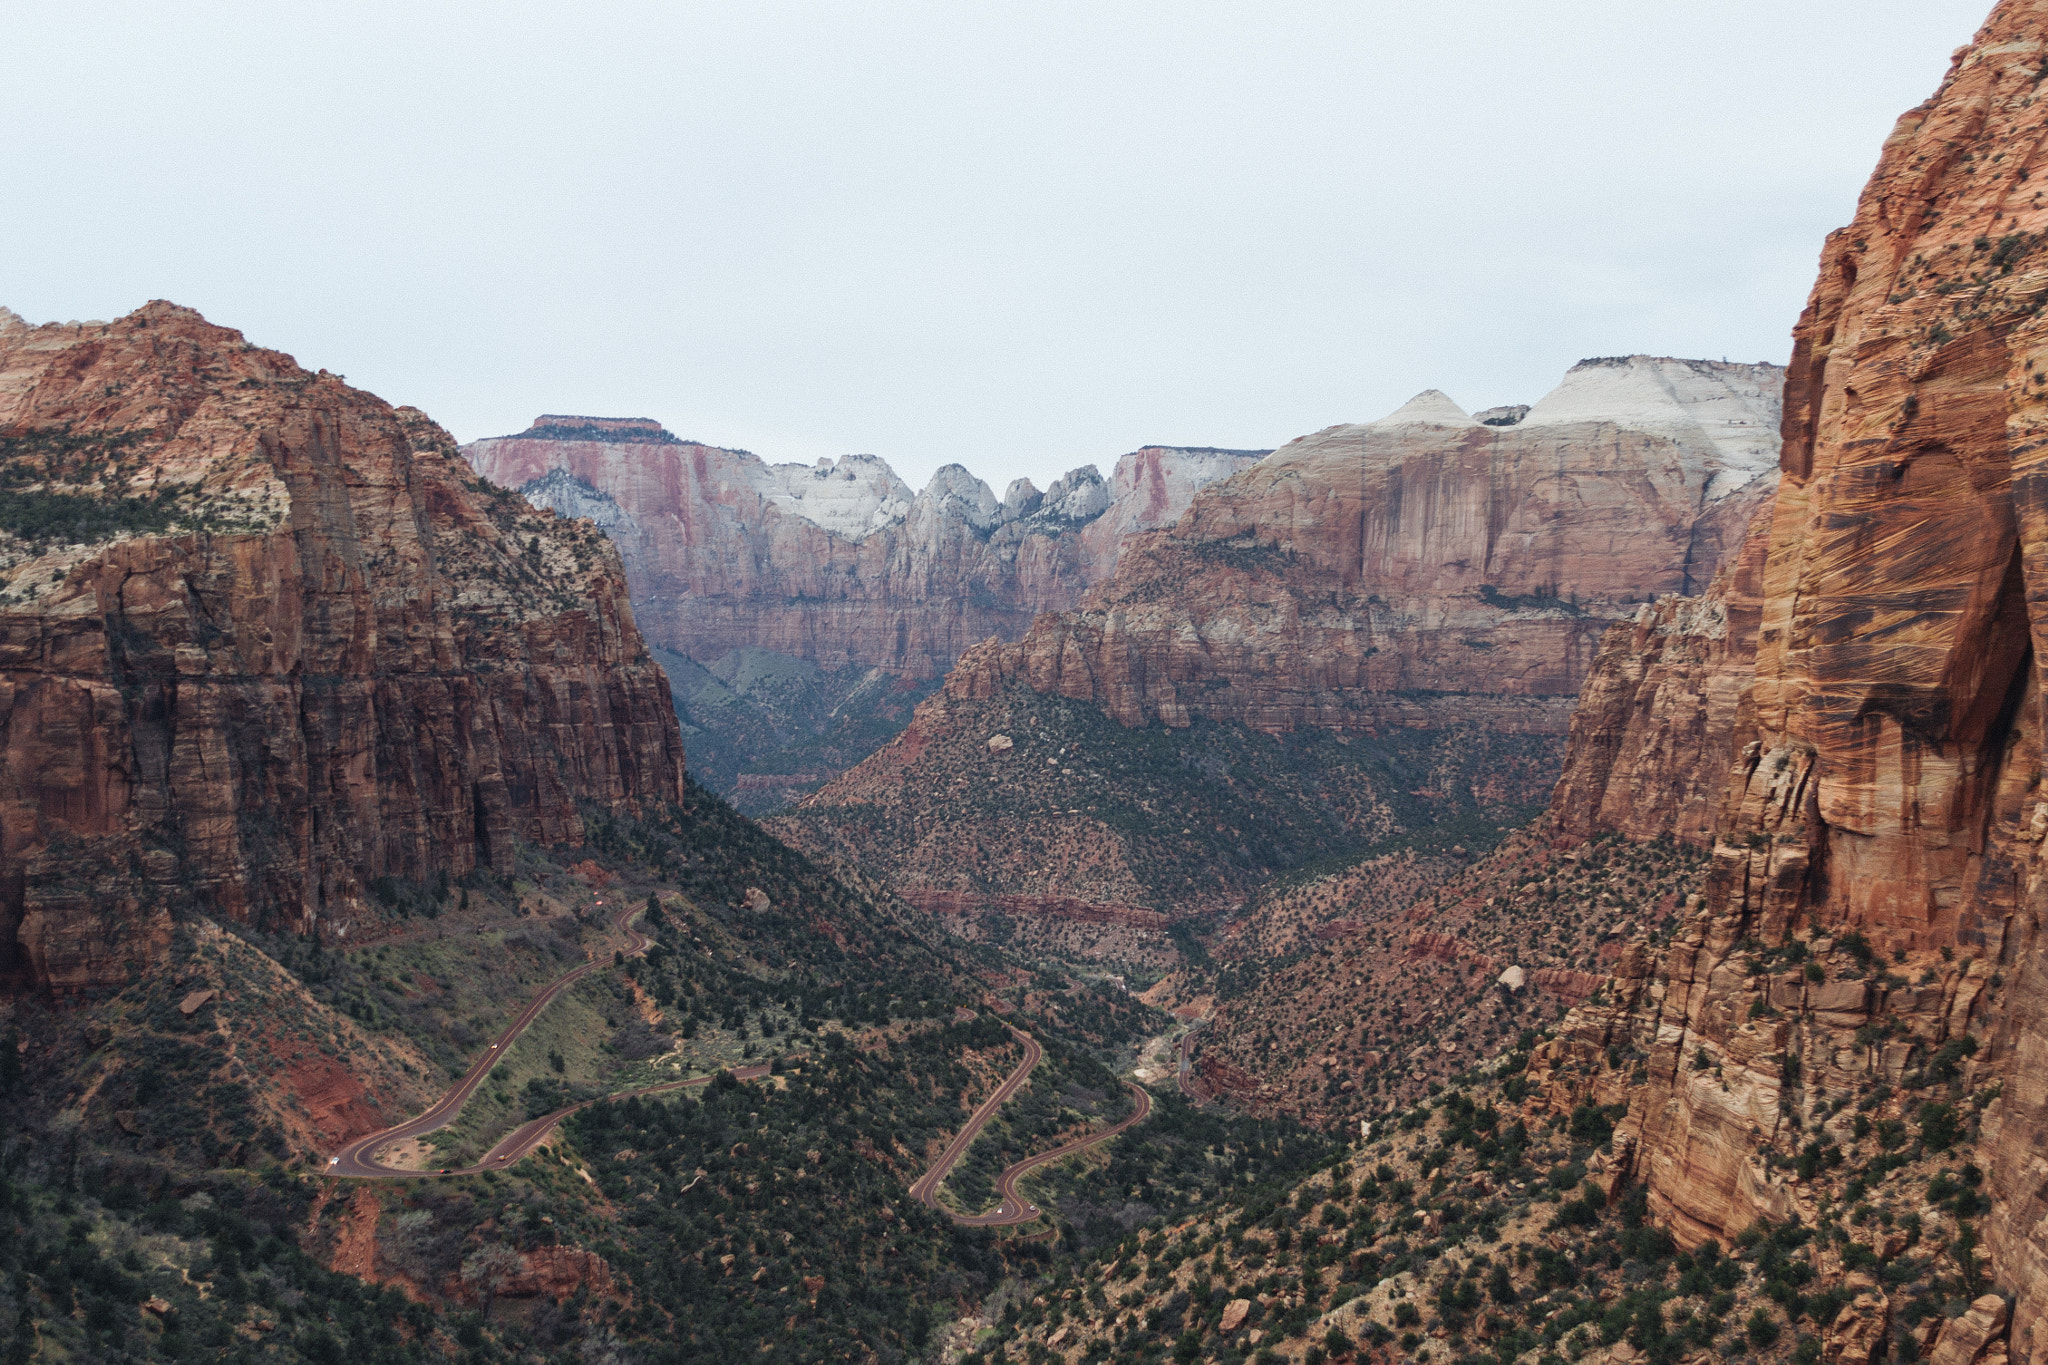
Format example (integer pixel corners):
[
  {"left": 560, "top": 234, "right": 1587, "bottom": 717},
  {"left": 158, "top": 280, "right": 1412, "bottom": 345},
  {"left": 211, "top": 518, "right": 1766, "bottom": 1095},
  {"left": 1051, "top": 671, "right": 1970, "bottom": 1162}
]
[
  {"left": 462, "top": 423, "right": 1265, "bottom": 680},
  {"left": 0, "top": 304, "right": 685, "bottom": 994},
  {"left": 1520, "top": 11, "right": 2048, "bottom": 1360},
  {"left": 949, "top": 359, "right": 1782, "bottom": 735},
  {"left": 1549, "top": 508, "right": 1772, "bottom": 844}
]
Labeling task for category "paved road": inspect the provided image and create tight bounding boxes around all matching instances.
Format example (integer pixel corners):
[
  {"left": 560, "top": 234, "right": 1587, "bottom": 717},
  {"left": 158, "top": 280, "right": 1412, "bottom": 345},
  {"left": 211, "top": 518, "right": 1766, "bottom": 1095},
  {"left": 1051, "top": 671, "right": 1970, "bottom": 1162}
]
[
  {"left": 910, "top": 1023, "right": 1151, "bottom": 1227},
  {"left": 907, "top": 1024, "right": 1043, "bottom": 1214},
  {"left": 1176, "top": 1018, "right": 1207, "bottom": 1095},
  {"left": 329, "top": 902, "right": 1148, "bottom": 1203},
  {"left": 329, "top": 900, "right": 659, "bottom": 1178},
  {"left": 966, "top": 1080, "right": 1152, "bottom": 1225},
  {"left": 465, "top": 1061, "right": 776, "bottom": 1171}
]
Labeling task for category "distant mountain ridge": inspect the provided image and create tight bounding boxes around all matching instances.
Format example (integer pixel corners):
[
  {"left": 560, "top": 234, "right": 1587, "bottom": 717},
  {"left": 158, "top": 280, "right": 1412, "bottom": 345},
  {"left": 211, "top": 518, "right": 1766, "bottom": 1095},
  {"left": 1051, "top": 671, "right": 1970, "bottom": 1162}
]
[
  {"left": 462, "top": 425, "right": 1269, "bottom": 680},
  {"left": 905, "top": 353, "right": 1786, "bottom": 738},
  {"left": 769, "top": 355, "right": 1784, "bottom": 933}
]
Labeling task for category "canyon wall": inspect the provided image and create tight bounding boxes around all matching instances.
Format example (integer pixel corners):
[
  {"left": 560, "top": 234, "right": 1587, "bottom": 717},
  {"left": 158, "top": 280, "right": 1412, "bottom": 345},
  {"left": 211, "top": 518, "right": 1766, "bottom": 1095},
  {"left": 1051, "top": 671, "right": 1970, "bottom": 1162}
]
[
  {"left": 1547, "top": 512, "right": 1771, "bottom": 845},
  {"left": 776, "top": 357, "right": 1782, "bottom": 925},
  {"left": 1521, "top": 10, "right": 2048, "bottom": 1361},
  {"left": 928, "top": 356, "right": 1783, "bottom": 736},
  {"left": 462, "top": 422, "right": 1266, "bottom": 681},
  {"left": 0, "top": 303, "right": 686, "bottom": 994}
]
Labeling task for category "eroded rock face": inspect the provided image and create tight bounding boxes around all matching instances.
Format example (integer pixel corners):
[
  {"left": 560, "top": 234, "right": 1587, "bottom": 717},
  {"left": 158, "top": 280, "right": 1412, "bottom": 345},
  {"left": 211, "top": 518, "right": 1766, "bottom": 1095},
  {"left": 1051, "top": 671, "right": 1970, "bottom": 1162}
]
[
  {"left": 0, "top": 304, "right": 685, "bottom": 993},
  {"left": 462, "top": 422, "right": 1265, "bottom": 680},
  {"left": 1521, "top": 11, "right": 2048, "bottom": 1355},
  {"left": 1549, "top": 510, "right": 1772, "bottom": 845},
  {"left": 957, "top": 359, "right": 1781, "bottom": 735}
]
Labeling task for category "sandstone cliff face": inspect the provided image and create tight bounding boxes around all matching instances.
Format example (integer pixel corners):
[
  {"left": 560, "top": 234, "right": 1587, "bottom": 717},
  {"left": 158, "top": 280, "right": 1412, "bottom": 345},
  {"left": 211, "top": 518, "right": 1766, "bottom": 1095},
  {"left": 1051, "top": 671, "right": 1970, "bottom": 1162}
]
[
  {"left": 1549, "top": 510, "right": 1772, "bottom": 845},
  {"left": 780, "top": 358, "right": 1780, "bottom": 925},
  {"left": 956, "top": 358, "right": 1782, "bottom": 736},
  {"left": 0, "top": 304, "right": 685, "bottom": 994},
  {"left": 462, "top": 422, "right": 1265, "bottom": 681},
  {"left": 1518, "top": 11, "right": 2048, "bottom": 1359}
]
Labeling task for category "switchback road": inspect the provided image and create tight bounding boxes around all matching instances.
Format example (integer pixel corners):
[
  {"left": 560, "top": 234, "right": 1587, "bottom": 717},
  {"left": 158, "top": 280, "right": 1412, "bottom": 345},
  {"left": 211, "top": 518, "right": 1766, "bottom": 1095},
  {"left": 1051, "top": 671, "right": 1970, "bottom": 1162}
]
[
  {"left": 331, "top": 902, "right": 1148, "bottom": 1203},
  {"left": 910, "top": 1023, "right": 1151, "bottom": 1227},
  {"left": 965, "top": 1080, "right": 1151, "bottom": 1226},
  {"left": 330, "top": 901, "right": 664, "bottom": 1177}
]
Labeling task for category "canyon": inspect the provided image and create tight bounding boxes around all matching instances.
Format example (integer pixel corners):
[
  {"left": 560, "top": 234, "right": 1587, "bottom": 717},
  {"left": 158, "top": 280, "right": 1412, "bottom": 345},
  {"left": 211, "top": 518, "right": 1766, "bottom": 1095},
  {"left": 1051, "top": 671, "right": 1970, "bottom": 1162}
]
[
  {"left": 772, "top": 356, "right": 1784, "bottom": 934},
  {"left": 462, "top": 420, "right": 1266, "bottom": 808},
  {"left": 15, "top": 5, "right": 2048, "bottom": 1364},
  {"left": 0, "top": 303, "right": 685, "bottom": 994}
]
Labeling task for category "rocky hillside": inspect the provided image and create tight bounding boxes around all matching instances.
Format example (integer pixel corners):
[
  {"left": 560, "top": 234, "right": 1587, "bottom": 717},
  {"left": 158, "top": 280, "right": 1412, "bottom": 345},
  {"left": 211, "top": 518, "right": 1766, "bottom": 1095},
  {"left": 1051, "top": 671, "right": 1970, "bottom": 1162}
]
[
  {"left": 0, "top": 304, "right": 685, "bottom": 994},
  {"left": 462, "top": 420, "right": 1266, "bottom": 682},
  {"left": 770, "top": 676, "right": 1564, "bottom": 968},
  {"left": 982, "top": 1053, "right": 2001, "bottom": 1365}
]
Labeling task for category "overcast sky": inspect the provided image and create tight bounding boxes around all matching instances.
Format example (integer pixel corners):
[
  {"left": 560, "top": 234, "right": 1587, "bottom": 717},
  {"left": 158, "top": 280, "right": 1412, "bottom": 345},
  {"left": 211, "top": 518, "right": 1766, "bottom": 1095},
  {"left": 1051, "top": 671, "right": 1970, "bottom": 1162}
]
[{"left": 1, "top": 1, "right": 1993, "bottom": 493}]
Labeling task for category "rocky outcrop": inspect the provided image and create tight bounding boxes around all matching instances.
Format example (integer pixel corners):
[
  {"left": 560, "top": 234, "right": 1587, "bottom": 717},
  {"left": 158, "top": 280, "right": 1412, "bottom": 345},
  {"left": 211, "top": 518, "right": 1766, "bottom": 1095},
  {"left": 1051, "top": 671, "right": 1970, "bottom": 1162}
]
[
  {"left": 1519, "top": 12, "right": 2048, "bottom": 1360},
  {"left": 462, "top": 422, "right": 1264, "bottom": 680},
  {"left": 1548, "top": 509, "right": 1772, "bottom": 844},
  {"left": 0, "top": 303, "right": 685, "bottom": 994},
  {"left": 951, "top": 357, "right": 1782, "bottom": 735},
  {"left": 779, "top": 361, "right": 1776, "bottom": 925}
]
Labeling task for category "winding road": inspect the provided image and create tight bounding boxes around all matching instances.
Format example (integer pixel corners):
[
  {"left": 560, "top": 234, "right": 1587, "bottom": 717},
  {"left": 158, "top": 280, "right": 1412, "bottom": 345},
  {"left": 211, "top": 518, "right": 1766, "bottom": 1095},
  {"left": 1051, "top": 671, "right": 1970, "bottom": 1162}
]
[
  {"left": 329, "top": 900, "right": 1151, "bottom": 1208},
  {"left": 909, "top": 1023, "right": 1153, "bottom": 1227},
  {"left": 1176, "top": 1017, "right": 1207, "bottom": 1095},
  {"left": 330, "top": 901, "right": 682, "bottom": 1177}
]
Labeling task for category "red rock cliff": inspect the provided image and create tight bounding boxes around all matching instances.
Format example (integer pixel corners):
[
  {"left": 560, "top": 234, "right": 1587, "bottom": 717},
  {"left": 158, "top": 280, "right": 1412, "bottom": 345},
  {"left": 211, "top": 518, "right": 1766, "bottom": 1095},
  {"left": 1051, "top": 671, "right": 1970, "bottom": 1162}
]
[
  {"left": 1523, "top": 11, "right": 2048, "bottom": 1358},
  {"left": 950, "top": 360, "right": 1782, "bottom": 735},
  {"left": 462, "top": 423, "right": 1264, "bottom": 680},
  {"left": 1548, "top": 508, "right": 1772, "bottom": 844},
  {"left": 0, "top": 303, "right": 686, "bottom": 994}
]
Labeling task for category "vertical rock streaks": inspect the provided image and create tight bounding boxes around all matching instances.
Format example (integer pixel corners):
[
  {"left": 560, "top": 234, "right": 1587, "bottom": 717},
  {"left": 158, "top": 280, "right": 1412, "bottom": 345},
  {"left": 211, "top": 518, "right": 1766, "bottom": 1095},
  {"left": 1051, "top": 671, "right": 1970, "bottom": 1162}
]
[
  {"left": 1529, "top": 12, "right": 2048, "bottom": 1358},
  {"left": 0, "top": 304, "right": 685, "bottom": 994}
]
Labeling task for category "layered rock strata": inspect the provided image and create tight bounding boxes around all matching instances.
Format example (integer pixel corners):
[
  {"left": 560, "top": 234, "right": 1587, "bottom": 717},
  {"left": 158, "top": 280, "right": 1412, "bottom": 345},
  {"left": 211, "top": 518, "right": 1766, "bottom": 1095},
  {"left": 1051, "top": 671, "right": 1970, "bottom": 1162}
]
[
  {"left": 1548, "top": 511, "right": 1771, "bottom": 844},
  {"left": 953, "top": 357, "right": 1783, "bottom": 735},
  {"left": 462, "top": 422, "right": 1266, "bottom": 680},
  {"left": 0, "top": 303, "right": 686, "bottom": 994},
  {"left": 782, "top": 359, "right": 1781, "bottom": 925},
  {"left": 1519, "top": 12, "right": 2048, "bottom": 1361}
]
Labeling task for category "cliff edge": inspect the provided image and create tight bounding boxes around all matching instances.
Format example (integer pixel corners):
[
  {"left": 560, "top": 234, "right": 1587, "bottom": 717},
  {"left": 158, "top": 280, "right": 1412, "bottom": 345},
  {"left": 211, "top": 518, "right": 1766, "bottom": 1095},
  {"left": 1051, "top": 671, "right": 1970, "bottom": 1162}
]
[{"left": 0, "top": 303, "right": 686, "bottom": 994}]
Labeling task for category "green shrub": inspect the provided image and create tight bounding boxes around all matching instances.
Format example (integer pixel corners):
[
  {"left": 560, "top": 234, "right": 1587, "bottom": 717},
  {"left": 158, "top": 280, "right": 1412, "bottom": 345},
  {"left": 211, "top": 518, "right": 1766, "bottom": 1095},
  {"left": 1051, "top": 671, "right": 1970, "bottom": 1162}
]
[{"left": 1918, "top": 1102, "right": 1963, "bottom": 1151}]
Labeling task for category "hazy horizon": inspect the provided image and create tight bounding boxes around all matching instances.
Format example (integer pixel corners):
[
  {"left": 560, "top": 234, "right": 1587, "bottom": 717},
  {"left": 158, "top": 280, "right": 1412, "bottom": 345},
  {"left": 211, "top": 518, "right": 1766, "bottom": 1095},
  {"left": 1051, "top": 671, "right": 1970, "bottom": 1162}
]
[{"left": 2, "top": 0, "right": 1991, "bottom": 493}]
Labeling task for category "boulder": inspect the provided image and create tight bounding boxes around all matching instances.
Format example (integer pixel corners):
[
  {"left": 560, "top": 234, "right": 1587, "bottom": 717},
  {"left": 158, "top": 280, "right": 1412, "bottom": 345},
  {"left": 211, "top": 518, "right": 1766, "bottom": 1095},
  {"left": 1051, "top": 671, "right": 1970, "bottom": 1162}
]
[{"left": 1928, "top": 1297, "right": 2010, "bottom": 1365}]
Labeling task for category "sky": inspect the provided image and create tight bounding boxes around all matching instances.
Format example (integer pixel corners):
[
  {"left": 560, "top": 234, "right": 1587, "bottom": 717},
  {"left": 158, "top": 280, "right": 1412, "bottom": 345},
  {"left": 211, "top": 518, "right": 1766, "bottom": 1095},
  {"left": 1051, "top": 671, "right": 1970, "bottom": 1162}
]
[{"left": 0, "top": 1, "right": 1995, "bottom": 494}]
